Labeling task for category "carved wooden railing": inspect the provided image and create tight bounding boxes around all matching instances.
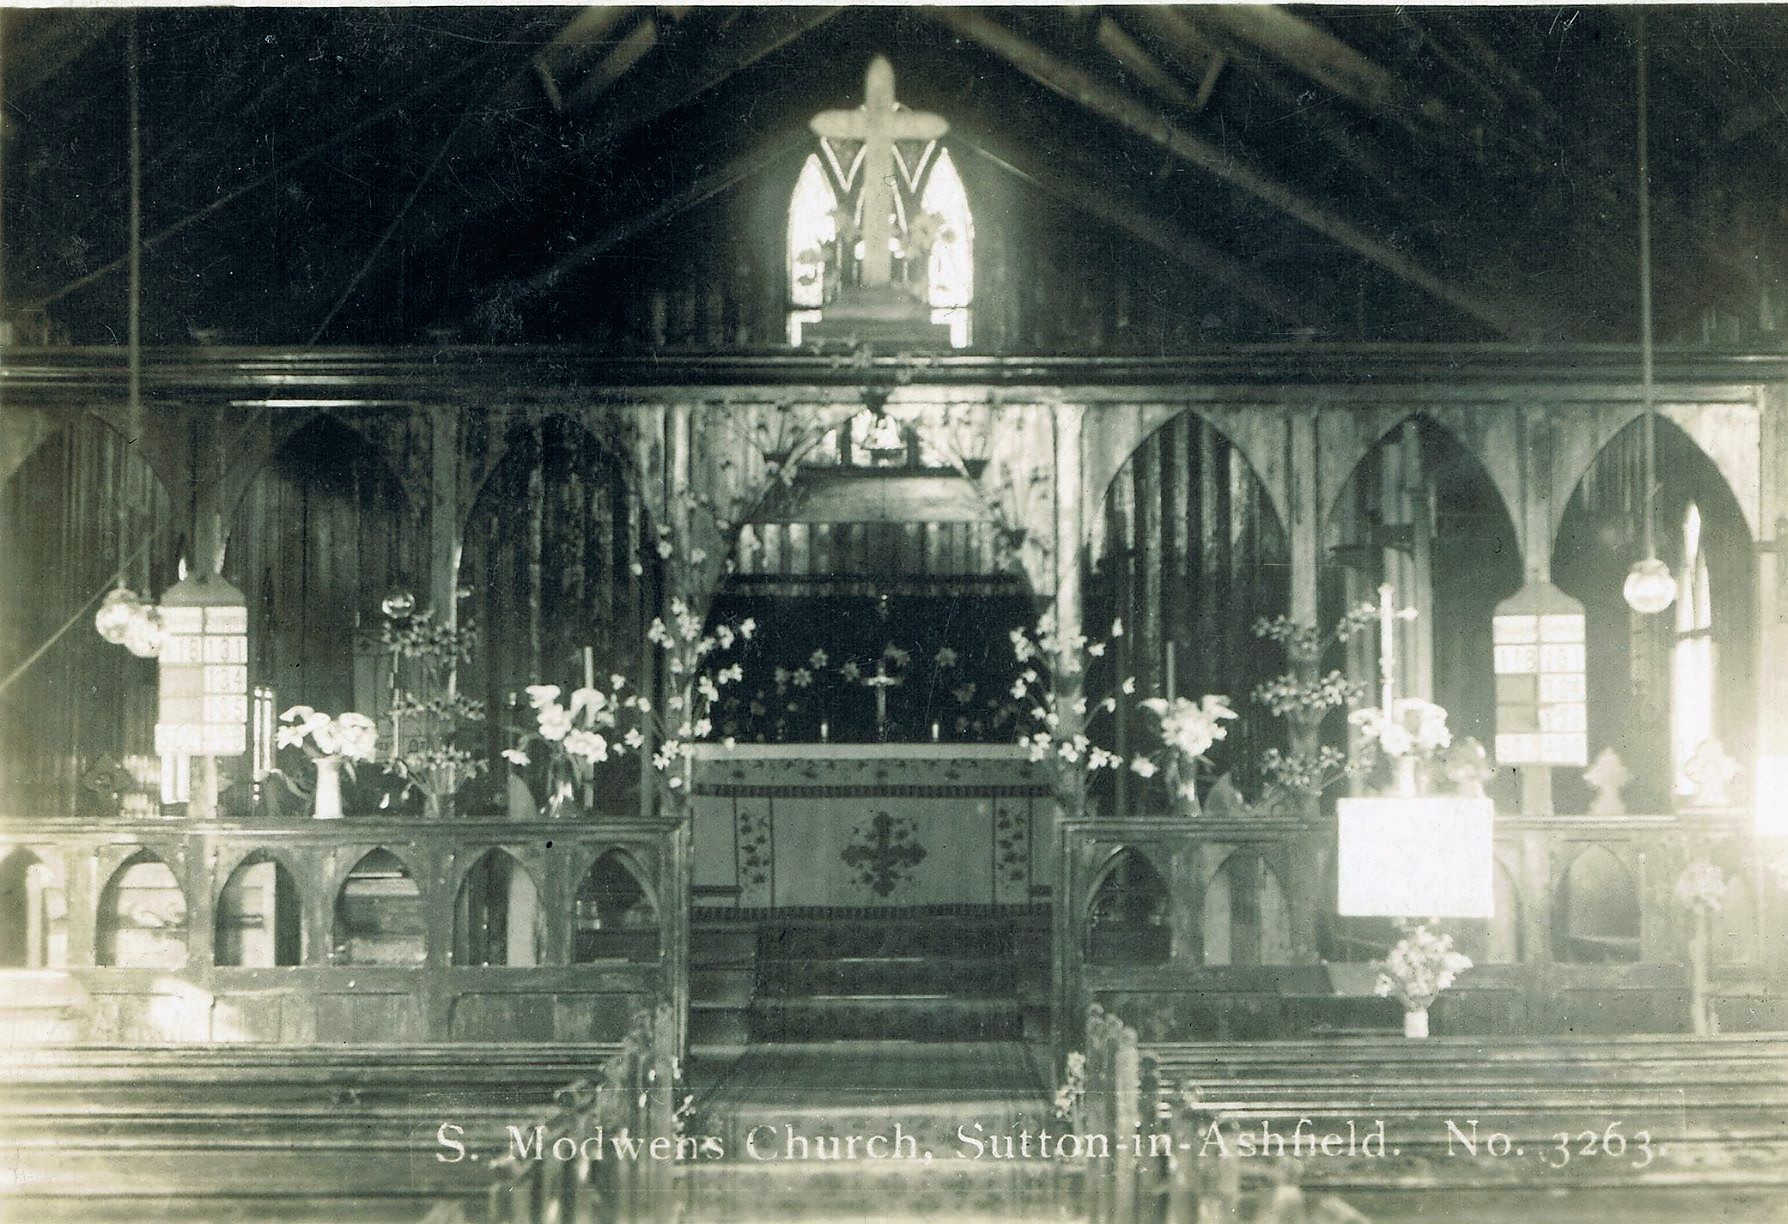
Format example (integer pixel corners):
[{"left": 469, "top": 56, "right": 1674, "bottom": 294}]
[
  {"left": 428, "top": 1004, "right": 678, "bottom": 1224},
  {"left": 1076, "top": 1005, "right": 1369, "bottom": 1224}
]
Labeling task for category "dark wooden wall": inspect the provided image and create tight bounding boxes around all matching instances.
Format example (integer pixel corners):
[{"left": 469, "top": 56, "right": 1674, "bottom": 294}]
[
  {"left": 224, "top": 415, "right": 423, "bottom": 722},
  {"left": 0, "top": 414, "right": 175, "bottom": 818},
  {"left": 1086, "top": 410, "right": 1289, "bottom": 801}
]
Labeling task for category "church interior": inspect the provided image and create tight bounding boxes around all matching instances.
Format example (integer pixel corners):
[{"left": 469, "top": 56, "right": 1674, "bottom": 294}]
[{"left": 3, "top": 5, "right": 1788, "bottom": 1222}]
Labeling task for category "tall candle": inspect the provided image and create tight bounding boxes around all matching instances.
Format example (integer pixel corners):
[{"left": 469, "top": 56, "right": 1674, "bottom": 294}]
[{"left": 1164, "top": 643, "right": 1176, "bottom": 699}]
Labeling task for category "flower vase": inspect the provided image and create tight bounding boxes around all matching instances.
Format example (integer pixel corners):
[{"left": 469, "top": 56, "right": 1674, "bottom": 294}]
[
  {"left": 312, "top": 756, "right": 345, "bottom": 820},
  {"left": 543, "top": 779, "right": 578, "bottom": 820},
  {"left": 1393, "top": 755, "right": 1422, "bottom": 797},
  {"left": 1403, "top": 1007, "right": 1430, "bottom": 1039}
]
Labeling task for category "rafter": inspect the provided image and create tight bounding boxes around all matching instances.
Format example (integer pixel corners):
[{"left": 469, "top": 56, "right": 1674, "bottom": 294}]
[
  {"left": 1093, "top": 17, "right": 1200, "bottom": 113},
  {"left": 1195, "top": 6, "right": 1452, "bottom": 134},
  {"left": 932, "top": 9, "right": 1528, "bottom": 337},
  {"left": 533, "top": 6, "right": 638, "bottom": 112},
  {"left": 957, "top": 131, "right": 1337, "bottom": 333}
]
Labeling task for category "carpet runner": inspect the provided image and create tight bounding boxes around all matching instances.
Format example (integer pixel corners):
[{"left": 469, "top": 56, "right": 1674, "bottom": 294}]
[{"left": 683, "top": 1042, "right": 1068, "bottom": 1222}]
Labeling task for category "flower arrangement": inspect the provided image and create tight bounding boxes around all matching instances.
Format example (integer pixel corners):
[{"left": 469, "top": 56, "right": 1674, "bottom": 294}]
[
  {"left": 1673, "top": 860, "right": 1729, "bottom": 914},
  {"left": 1250, "top": 606, "right": 1376, "bottom": 810},
  {"left": 1349, "top": 698, "right": 1452, "bottom": 759},
  {"left": 1137, "top": 695, "right": 1239, "bottom": 806},
  {"left": 1051, "top": 1050, "right": 1087, "bottom": 1120},
  {"left": 509, "top": 593, "right": 754, "bottom": 809},
  {"left": 276, "top": 707, "right": 380, "bottom": 762},
  {"left": 276, "top": 706, "right": 379, "bottom": 820},
  {"left": 504, "top": 681, "right": 639, "bottom": 816},
  {"left": 380, "top": 608, "right": 486, "bottom": 818},
  {"left": 1374, "top": 922, "right": 1473, "bottom": 1014}
]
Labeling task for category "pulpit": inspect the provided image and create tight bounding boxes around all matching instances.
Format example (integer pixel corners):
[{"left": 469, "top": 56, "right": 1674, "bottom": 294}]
[{"left": 691, "top": 744, "right": 1051, "bottom": 910}]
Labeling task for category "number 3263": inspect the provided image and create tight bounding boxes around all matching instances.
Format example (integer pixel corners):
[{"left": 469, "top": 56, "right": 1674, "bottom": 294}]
[{"left": 1543, "top": 1123, "right": 1655, "bottom": 1169}]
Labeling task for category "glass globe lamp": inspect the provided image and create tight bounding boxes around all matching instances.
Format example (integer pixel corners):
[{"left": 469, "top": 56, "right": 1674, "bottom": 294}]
[
  {"left": 380, "top": 588, "right": 416, "bottom": 620},
  {"left": 1622, "top": 557, "right": 1676, "bottom": 615}
]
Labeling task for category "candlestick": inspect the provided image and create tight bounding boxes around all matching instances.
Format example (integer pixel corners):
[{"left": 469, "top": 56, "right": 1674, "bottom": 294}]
[
  {"left": 1164, "top": 643, "right": 1176, "bottom": 699},
  {"left": 931, "top": 720, "right": 941, "bottom": 743},
  {"left": 820, "top": 719, "right": 830, "bottom": 743}
]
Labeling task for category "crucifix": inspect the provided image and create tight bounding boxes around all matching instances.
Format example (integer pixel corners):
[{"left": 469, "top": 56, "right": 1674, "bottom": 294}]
[
  {"left": 810, "top": 56, "right": 948, "bottom": 290},
  {"left": 1375, "top": 581, "right": 1420, "bottom": 713},
  {"left": 864, "top": 660, "right": 903, "bottom": 740}
]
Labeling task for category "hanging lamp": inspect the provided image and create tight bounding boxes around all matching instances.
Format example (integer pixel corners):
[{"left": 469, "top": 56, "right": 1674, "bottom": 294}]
[{"left": 1622, "top": 12, "right": 1676, "bottom": 616}]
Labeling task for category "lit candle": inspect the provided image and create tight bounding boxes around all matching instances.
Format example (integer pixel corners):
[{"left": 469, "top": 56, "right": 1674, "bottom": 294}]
[
  {"left": 820, "top": 719, "right": 830, "bottom": 743},
  {"left": 931, "top": 720, "right": 941, "bottom": 743}
]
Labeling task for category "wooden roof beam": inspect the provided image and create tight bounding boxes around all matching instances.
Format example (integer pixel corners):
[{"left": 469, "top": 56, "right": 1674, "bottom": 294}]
[
  {"left": 534, "top": 6, "right": 638, "bottom": 112},
  {"left": 933, "top": 9, "right": 1529, "bottom": 337},
  {"left": 957, "top": 131, "right": 1337, "bottom": 332},
  {"left": 1094, "top": 16, "right": 1201, "bottom": 113},
  {"left": 1195, "top": 5, "right": 1452, "bottom": 135}
]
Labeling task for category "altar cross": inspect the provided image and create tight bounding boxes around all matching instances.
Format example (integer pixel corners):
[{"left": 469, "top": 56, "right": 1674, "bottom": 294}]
[
  {"left": 810, "top": 56, "right": 949, "bottom": 289},
  {"left": 864, "top": 658, "right": 904, "bottom": 739},
  {"left": 1375, "top": 581, "right": 1420, "bottom": 713}
]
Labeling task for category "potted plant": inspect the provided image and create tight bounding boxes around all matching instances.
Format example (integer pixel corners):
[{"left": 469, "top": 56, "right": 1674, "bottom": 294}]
[{"left": 1374, "top": 922, "right": 1473, "bottom": 1038}]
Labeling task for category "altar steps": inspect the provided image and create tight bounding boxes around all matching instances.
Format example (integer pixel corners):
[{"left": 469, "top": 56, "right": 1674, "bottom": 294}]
[{"left": 748, "top": 915, "right": 1042, "bottom": 1044}]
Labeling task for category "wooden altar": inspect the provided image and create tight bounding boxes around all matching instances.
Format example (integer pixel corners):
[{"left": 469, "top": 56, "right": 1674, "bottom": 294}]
[{"left": 690, "top": 744, "right": 1051, "bottom": 911}]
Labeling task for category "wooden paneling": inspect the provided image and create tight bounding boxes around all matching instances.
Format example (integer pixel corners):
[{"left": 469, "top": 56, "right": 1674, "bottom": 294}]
[{"left": 0, "top": 415, "right": 175, "bottom": 818}]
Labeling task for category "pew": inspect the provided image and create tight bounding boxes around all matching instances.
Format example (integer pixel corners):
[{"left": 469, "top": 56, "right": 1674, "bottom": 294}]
[{"left": 0, "top": 1040, "right": 632, "bottom": 1221}]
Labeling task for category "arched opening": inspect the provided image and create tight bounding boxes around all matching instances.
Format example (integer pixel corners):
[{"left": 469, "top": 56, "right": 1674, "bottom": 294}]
[
  {"left": 215, "top": 852, "right": 303, "bottom": 967},
  {"left": 1326, "top": 416, "right": 1522, "bottom": 801},
  {"left": 226, "top": 415, "right": 418, "bottom": 727},
  {"left": 462, "top": 416, "right": 652, "bottom": 812},
  {"left": 573, "top": 851, "right": 659, "bottom": 963},
  {"left": 1553, "top": 417, "right": 1753, "bottom": 812},
  {"left": 97, "top": 851, "right": 188, "bottom": 968},
  {"left": 0, "top": 849, "right": 68, "bottom": 968},
  {"left": 1, "top": 415, "right": 176, "bottom": 818},
  {"left": 453, "top": 849, "right": 542, "bottom": 967},
  {"left": 1201, "top": 849, "right": 1291, "bottom": 966},
  {"left": 1085, "top": 410, "right": 1288, "bottom": 807},
  {"left": 1554, "top": 845, "right": 1641, "bottom": 963},
  {"left": 1453, "top": 861, "right": 1525, "bottom": 964},
  {"left": 333, "top": 849, "right": 425, "bottom": 966},
  {"left": 1087, "top": 849, "right": 1170, "bottom": 965}
]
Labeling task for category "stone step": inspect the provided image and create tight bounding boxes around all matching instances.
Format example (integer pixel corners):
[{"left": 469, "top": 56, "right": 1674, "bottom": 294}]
[
  {"left": 749, "top": 997, "right": 1023, "bottom": 1043},
  {"left": 679, "top": 1154, "right": 1072, "bottom": 1223}
]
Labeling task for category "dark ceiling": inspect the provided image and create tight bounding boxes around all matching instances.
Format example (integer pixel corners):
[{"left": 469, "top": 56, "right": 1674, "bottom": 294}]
[{"left": 7, "top": 5, "right": 1788, "bottom": 348}]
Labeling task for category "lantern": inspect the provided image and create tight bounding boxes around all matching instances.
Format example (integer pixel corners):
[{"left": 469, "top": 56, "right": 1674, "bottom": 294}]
[
  {"left": 1622, "top": 556, "right": 1677, "bottom": 615},
  {"left": 153, "top": 575, "right": 250, "bottom": 757}
]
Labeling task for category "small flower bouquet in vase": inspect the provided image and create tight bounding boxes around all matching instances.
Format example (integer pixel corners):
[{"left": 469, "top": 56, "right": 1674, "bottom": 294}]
[
  {"left": 1137, "top": 695, "right": 1238, "bottom": 815},
  {"left": 276, "top": 707, "right": 379, "bottom": 820},
  {"left": 1375, "top": 922, "right": 1473, "bottom": 1038}
]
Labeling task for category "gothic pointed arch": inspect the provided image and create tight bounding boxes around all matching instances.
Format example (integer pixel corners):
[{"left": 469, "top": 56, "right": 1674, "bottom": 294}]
[
  {"left": 573, "top": 849, "right": 660, "bottom": 963},
  {"left": 224, "top": 413, "right": 422, "bottom": 724},
  {"left": 1552, "top": 415, "right": 1754, "bottom": 812},
  {"left": 452, "top": 848, "right": 542, "bottom": 967},
  {"left": 1324, "top": 413, "right": 1522, "bottom": 772},
  {"left": 97, "top": 850, "right": 188, "bottom": 968},
  {"left": 1554, "top": 845, "right": 1640, "bottom": 964},
  {"left": 1, "top": 413, "right": 177, "bottom": 818},
  {"left": 332, "top": 848, "right": 425, "bottom": 966},
  {"left": 1086, "top": 847, "right": 1170, "bottom": 965},
  {"left": 461, "top": 413, "right": 655, "bottom": 811},
  {"left": 1201, "top": 848, "right": 1291, "bottom": 966},
  {"left": 1084, "top": 408, "right": 1288, "bottom": 805},
  {"left": 216, "top": 850, "right": 303, "bottom": 967}
]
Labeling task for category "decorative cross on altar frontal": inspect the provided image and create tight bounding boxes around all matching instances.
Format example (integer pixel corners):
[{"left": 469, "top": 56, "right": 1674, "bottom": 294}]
[
  {"left": 810, "top": 56, "right": 948, "bottom": 289},
  {"left": 1376, "top": 582, "right": 1419, "bottom": 712}
]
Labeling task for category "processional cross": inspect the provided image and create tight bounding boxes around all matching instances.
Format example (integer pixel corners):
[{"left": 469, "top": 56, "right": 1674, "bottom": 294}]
[{"left": 810, "top": 56, "right": 949, "bottom": 289}]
